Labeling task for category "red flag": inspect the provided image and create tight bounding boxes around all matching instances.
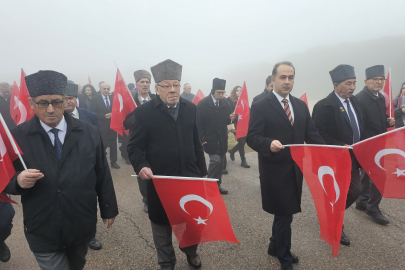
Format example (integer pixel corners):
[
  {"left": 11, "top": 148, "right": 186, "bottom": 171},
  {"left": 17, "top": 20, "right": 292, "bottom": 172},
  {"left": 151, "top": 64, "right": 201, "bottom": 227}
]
[
  {"left": 0, "top": 193, "right": 16, "bottom": 204},
  {"left": 153, "top": 176, "right": 239, "bottom": 248},
  {"left": 192, "top": 89, "right": 205, "bottom": 105},
  {"left": 234, "top": 82, "right": 250, "bottom": 140},
  {"left": 9, "top": 81, "right": 20, "bottom": 125},
  {"left": 110, "top": 69, "right": 136, "bottom": 136},
  {"left": 290, "top": 145, "right": 352, "bottom": 257},
  {"left": 299, "top": 92, "right": 309, "bottom": 109},
  {"left": 382, "top": 69, "right": 394, "bottom": 118},
  {"left": 352, "top": 127, "right": 405, "bottom": 198},
  {"left": 0, "top": 114, "right": 21, "bottom": 194},
  {"left": 17, "top": 69, "right": 35, "bottom": 125},
  {"left": 88, "top": 76, "right": 92, "bottom": 85}
]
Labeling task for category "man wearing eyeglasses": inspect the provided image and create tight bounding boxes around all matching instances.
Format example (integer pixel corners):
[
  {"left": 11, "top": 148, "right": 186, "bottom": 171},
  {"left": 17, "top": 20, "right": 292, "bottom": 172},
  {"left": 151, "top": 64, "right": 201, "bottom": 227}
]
[
  {"left": 90, "top": 82, "right": 120, "bottom": 169},
  {"left": 355, "top": 65, "right": 395, "bottom": 225},
  {"left": 196, "top": 78, "right": 235, "bottom": 195},
  {"left": 4, "top": 70, "right": 118, "bottom": 270}
]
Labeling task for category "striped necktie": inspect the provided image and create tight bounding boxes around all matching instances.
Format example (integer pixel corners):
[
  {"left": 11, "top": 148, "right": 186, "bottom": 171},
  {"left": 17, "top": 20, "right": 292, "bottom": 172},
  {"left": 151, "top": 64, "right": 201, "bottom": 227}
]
[{"left": 282, "top": 99, "right": 294, "bottom": 126}]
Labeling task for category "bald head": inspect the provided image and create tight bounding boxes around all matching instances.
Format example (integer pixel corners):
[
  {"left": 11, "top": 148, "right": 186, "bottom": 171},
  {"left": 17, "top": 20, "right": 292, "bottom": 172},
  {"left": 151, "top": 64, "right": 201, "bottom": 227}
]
[
  {"left": 0, "top": 82, "right": 11, "bottom": 100},
  {"left": 100, "top": 83, "right": 111, "bottom": 97}
]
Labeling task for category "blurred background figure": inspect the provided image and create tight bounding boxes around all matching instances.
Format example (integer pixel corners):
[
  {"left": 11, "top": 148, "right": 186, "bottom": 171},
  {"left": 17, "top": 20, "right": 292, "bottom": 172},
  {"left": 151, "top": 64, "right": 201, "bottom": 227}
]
[
  {"left": 394, "top": 82, "right": 405, "bottom": 128},
  {"left": 180, "top": 83, "right": 195, "bottom": 102},
  {"left": 80, "top": 84, "right": 98, "bottom": 110},
  {"left": 0, "top": 82, "right": 15, "bottom": 128}
]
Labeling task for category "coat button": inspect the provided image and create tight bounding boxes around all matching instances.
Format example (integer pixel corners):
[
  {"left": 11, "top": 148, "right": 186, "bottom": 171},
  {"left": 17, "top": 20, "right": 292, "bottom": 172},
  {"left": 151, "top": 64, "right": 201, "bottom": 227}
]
[{"left": 57, "top": 190, "right": 61, "bottom": 193}]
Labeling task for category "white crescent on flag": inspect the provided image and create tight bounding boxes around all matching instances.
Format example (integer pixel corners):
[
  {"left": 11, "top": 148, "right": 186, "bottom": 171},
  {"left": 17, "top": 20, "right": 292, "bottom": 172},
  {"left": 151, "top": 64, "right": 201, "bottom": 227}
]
[
  {"left": 118, "top": 94, "right": 123, "bottom": 112},
  {"left": 13, "top": 96, "right": 19, "bottom": 110},
  {"left": 179, "top": 194, "right": 213, "bottom": 215},
  {"left": 0, "top": 134, "right": 6, "bottom": 162},
  {"left": 374, "top": 149, "right": 405, "bottom": 170},
  {"left": 318, "top": 166, "right": 340, "bottom": 209},
  {"left": 17, "top": 102, "right": 27, "bottom": 124}
]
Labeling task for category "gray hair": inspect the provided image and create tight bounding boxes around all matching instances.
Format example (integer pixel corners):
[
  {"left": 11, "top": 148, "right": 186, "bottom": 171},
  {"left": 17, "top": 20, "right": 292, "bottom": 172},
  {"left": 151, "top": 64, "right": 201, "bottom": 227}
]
[
  {"left": 183, "top": 83, "right": 191, "bottom": 89},
  {"left": 0, "top": 82, "right": 10, "bottom": 89},
  {"left": 272, "top": 61, "right": 295, "bottom": 77}
]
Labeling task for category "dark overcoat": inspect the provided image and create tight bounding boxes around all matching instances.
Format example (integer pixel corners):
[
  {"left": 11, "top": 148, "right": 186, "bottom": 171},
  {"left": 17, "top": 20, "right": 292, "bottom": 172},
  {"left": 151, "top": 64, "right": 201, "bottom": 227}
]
[
  {"left": 78, "top": 107, "right": 99, "bottom": 128},
  {"left": 0, "top": 95, "right": 16, "bottom": 129},
  {"left": 123, "top": 93, "right": 156, "bottom": 130},
  {"left": 127, "top": 97, "right": 207, "bottom": 225},
  {"left": 246, "top": 91, "right": 324, "bottom": 215},
  {"left": 4, "top": 112, "right": 118, "bottom": 253},
  {"left": 90, "top": 94, "right": 116, "bottom": 140},
  {"left": 355, "top": 86, "right": 391, "bottom": 138},
  {"left": 393, "top": 96, "right": 405, "bottom": 128},
  {"left": 196, "top": 95, "right": 232, "bottom": 155},
  {"left": 252, "top": 88, "right": 271, "bottom": 104}
]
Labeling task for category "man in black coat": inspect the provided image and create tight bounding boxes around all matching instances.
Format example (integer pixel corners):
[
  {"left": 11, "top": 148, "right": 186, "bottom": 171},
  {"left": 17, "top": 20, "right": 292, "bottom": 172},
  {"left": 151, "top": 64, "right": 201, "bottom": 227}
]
[
  {"left": 312, "top": 64, "right": 365, "bottom": 246},
  {"left": 5, "top": 70, "right": 118, "bottom": 270},
  {"left": 252, "top": 75, "right": 273, "bottom": 104},
  {"left": 247, "top": 61, "right": 324, "bottom": 270},
  {"left": 90, "top": 82, "right": 120, "bottom": 169},
  {"left": 197, "top": 78, "right": 235, "bottom": 194},
  {"left": 122, "top": 70, "right": 156, "bottom": 213},
  {"left": 128, "top": 60, "right": 207, "bottom": 270},
  {"left": 354, "top": 65, "right": 394, "bottom": 225},
  {"left": 0, "top": 82, "right": 16, "bottom": 129}
]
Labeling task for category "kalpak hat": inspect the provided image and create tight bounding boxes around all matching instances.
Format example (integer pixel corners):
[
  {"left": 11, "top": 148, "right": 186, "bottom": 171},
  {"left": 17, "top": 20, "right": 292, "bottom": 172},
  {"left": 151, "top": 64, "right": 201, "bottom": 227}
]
[
  {"left": 150, "top": 59, "right": 182, "bottom": 83},
  {"left": 211, "top": 78, "right": 226, "bottom": 94},
  {"left": 134, "top": 70, "right": 151, "bottom": 83},
  {"left": 25, "top": 70, "right": 67, "bottom": 98},
  {"left": 329, "top": 65, "right": 356, "bottom": 84},
  {"left": 365, "top": 65, "right": 385, "bottom": 80},
  {"left": 65, "top": 82, "right": 79, "bottom": 97}
]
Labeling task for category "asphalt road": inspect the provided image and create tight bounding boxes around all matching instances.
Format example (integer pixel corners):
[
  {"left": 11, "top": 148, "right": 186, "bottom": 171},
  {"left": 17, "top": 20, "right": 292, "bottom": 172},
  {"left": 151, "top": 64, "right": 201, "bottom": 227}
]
[{"left": 3, "top": 151, "right": 405, "bottom": 270}]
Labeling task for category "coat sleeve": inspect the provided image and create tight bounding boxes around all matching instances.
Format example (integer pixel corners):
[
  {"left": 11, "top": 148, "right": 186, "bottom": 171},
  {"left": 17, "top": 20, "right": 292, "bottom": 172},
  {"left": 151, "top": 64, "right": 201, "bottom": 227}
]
[
  {"left": 4, "top": 160, "right": 28, "bottom": 195},
  {"left": 123, "top": 110, "right": 135, "bottom": 130},
  {"left": 303, "top": 104, "right": 325, "bottom": 145},
  {"left": 90, "top": 98, "right": 106, "bottom": 122},
  {"left": 94, "top": 132, "right": 119, "bottom": 219},
  {"left": 127, "top": 110, "right": 150, "bottom": 174},
  {"left": 196, "top": 103, "right": 207, "bottom": 142},
  {"left": 246, "top": 103, "right": 273, "bottom": 156},
  {"left": 312, "top": 102, "right": 345, "bottom": 146},
  {"left": 193, "top": 116, "right": 208, "bottom": 176}
]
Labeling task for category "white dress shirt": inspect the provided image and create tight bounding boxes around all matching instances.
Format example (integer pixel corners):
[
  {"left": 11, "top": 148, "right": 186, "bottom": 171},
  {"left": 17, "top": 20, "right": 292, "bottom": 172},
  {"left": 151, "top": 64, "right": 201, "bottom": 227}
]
[
  {"left": 211, "top": 95, "right": 219, "bottom": 106},
  {"left": 273, "top": 91, "right": 294, "bottom": 122},
  {"left": 334, "top": 92, "right": 360, "bottom": 136},
  {"left": 70, "top": 107, "right": 79, "bottom": 119},
  {"left": 40, "top": 116, "right": 67, "bottom": 145},
  {"left": 103, "top": 94, "right": 110, "bottom": 108}
]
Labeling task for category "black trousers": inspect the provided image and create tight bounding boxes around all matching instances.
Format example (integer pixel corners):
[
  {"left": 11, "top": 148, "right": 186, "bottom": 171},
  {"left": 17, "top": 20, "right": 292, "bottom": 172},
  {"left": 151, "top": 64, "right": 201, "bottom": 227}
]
[
  {"left": 230, "top": 135, "right": 246, "bottom": 160},
  {"left": 0, "top": 202, "right": 14, "bottom": 243},
  {"left": 269, "top": 215, "right": 293, "bottom": 268},
  {"left": 102, "top": 138, "right": 118, "bottom": 163},
  {"left": 346, "top": 161, "right": 361, "bottom": 209},
  {"left": 356, "top": 169, "right": 382, "bottom": 213},
  {"left": 120, "top": 133, "right": 130, "bottom": 160}
]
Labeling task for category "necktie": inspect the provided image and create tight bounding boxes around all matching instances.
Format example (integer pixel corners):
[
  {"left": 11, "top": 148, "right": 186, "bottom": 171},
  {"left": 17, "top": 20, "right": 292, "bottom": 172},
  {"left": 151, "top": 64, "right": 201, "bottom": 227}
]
[
  {"left": 50, "top": 128, "right": 62, "bottom": 159},
  {"left": 70, "top": 112, "right": 75, "bottom": 117},
  {"left": 281, "top": 99, "right": 294, "bottom": 126},
  {"left": 105, "top": 97, "right": 110, "bottom": 110},
  {"left": 215, "top": 101, "right": 219, "bottom": 107},
  {"left": 168, "top": 107, "right": 176, "bottom": 116},
  {"left": 143, "top": 99, "right": 147, "bottom": 104},
  {"left": 344, "top": 100, "right": 360, "bottom": 143}
]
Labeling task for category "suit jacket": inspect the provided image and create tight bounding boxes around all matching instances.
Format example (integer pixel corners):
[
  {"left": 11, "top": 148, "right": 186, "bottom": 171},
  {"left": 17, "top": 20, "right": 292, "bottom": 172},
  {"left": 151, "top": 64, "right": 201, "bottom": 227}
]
[
  {"left": 90, "top": 94, "right": 116, "bottom": 140},
  {"left": 0, "top": 95, "right": 16, "bottom": 129},
  {"left": 77, "top": 108, "right": 99, "bottom": 128},
  {"left": 355, "top": 86, "right": 391, "bottom": 138},
  {"left": 196, "top": 95, "right": 232, "bottom": 155},
  {"left": 247, "top": 91, "right": 325, "bottom": 215},
  {"left": 127, "top": 96, "right": 207, "bottom": 225},
  {"left": 312, "top": 91, "right": 365, "bottom": 146}
]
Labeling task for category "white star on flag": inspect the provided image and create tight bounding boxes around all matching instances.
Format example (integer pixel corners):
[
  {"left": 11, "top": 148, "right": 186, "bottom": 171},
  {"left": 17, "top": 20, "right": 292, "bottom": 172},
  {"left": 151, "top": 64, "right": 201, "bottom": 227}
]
[
  {"left": 193, "top": 216, "right": 207, "bottom": 225},
  {"left": 392, "top": 168, "right": 405, "bottom": 177}
]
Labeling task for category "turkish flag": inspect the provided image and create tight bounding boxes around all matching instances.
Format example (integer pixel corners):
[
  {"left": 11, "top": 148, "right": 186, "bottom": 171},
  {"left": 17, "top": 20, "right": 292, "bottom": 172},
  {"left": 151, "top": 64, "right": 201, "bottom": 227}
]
[
  {"left": 382, "top": 69, "right": 394, "bottom": 131},
  {"left": 299, "top": 92, "right": 309, "bottom": 109},
  {"left": 234, "top": 82, "right": 250, "bottom": 140},
  {"left": 192, "top": 89, "right": 205, "bottom": 105},
  {"left": 352, "top": 127, "right": 405, "bottom": 198},
  {"left": 9, "top": 81, "right": 20, "bottom": 125},
  {"left": 88, "top": 76, "right": 92, "bottom": 85},
  {"left": 290, "top": 145, "right": 352, "bottom": 257},
  {"left": 110, "top": 68, "right": 136, "bottom": 136},
  {"left": 0, "top": 193, "right": 16, "bottom": 204},
  {"left": 153, "top": 176, "right": 239, "bottom": 248},
  {"left": 17, "top": 69, "right": 35, "bottom": 125},
  {"left": 0, "top": 115, "right": 21, "bottom": 195}
]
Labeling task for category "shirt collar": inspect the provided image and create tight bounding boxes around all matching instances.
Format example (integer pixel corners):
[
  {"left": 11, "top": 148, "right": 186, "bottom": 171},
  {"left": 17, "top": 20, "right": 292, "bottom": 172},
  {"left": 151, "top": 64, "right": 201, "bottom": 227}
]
[
  {"left": 72, "top": 107, "right": 78, "bottom": 117},
  {"left": 40, "top": 116, "right": 67, "bottom": 133},
  {"left": 273, "top": 91, "right": 290, "bottom": 103},
  {"left": 211, "top": 94, "right": 219, "bottom": 104},
  {"left": 334, "top": 92, "right": 349, "bottom": 103}
]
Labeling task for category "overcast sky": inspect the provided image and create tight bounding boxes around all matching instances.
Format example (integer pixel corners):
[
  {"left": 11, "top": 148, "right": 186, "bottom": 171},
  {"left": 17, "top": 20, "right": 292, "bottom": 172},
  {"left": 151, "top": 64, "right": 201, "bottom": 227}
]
[{"left": 2, "top": 0, "right": 405, "bottom": 98}]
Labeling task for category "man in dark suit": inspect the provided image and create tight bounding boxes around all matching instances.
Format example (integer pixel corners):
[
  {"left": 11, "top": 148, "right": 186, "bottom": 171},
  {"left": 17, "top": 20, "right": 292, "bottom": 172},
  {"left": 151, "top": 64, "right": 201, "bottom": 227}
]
[
  {"left": 90, "top": 82, "right": 120, "bottom": 169},
  {"left": 128, "top": 59, "right": 207, "bottom": 270},
  {"left": 197, "top": 78, "right": 235, "bottom": 195},
  {"left": 247, "top": 61, "right": 324, "bottom": 270},
  {"left": 312, "top": 64, "right": 365, "bottom": 246},
  {"left": 252, "top": 75, "right": 273, "bottom": 104},
  {"left": 0, "top": 82, "right": 16, "bottom": 129},
  {"left": 355, "top": 65, "right": 394, "bottom": 225}
]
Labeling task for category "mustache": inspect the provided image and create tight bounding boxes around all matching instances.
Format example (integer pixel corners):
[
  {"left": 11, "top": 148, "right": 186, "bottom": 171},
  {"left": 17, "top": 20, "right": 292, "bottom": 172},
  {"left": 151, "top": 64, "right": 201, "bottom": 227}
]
[
  {"left": 347, "top": 90, "right": 354, "bottom": 93},
  {"left": 282, "top": 85, "right": 291, "bottom": 89}
]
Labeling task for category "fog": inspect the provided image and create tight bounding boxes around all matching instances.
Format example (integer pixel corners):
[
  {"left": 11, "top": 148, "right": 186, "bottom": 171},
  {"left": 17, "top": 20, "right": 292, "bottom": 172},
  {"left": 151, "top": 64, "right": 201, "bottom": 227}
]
[{"left": 1, "top": 0, "right": 405, "bottom": 105}]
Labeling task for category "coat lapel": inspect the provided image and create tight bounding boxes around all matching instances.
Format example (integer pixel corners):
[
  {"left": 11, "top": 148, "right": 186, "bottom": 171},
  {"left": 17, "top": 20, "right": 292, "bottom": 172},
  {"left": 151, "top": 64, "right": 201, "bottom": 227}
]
[
  {"left": 289, "top": 96, "right": 302, "bottom": 133},
  {"left": 330, "top": 92, "right": 352, "bottom": 128},
  {"left": 267, "top": 91, "right": 293, "bottom": 129},
  {"left": 60, "top": 113, "right": 82, "bottom": 164}
]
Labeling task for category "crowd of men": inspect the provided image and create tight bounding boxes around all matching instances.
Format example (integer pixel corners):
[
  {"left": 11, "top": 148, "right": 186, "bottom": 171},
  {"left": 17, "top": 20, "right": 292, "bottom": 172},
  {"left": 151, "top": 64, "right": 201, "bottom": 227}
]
[{"left": 0, "top": 60, "right": 400, "bottom": 270}]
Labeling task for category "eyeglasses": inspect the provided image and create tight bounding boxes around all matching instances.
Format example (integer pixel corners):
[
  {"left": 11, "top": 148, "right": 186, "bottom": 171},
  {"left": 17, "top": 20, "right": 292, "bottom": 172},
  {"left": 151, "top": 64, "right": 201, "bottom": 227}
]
[
  {"left": 35, "top": 100, "right": 64, "bottom": 108},
  {"left": 157, "top": 84, "right": 181, "bottom": 90},
  {"left": 372, "top": 78, "right": 386, "bottom": 83},
  {"left": 216, "top": 91, "right": 225, "bottom": 95}
]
